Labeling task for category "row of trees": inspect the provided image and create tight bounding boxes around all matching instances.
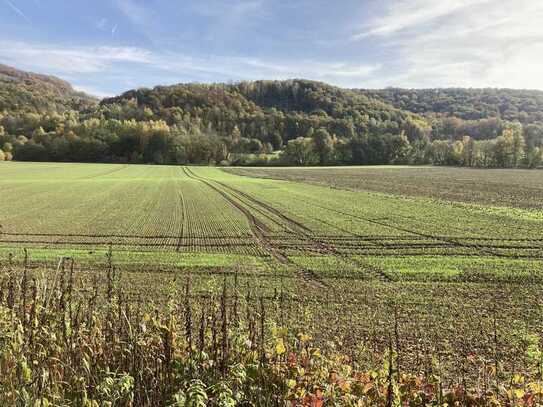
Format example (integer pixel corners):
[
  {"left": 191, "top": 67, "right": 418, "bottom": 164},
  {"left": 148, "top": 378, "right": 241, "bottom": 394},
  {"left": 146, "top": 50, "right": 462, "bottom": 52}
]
[
  {"left": 0, "top": 119, "right": 229, "bottom": 165},
  {"left": 0, "top": 80, "right": 430, "bottom": 165},
  {"left": 429, "top": 123, "right": 543, "bottom": 168},
  {"left": 2, "top": 115, "right": 542, "bottom": 168},
  {"left": 428, "top": 116, "right": 543, "bottom": 146},
  {"left": 277, "top": 122, "right": 543, "bottom": 168}
]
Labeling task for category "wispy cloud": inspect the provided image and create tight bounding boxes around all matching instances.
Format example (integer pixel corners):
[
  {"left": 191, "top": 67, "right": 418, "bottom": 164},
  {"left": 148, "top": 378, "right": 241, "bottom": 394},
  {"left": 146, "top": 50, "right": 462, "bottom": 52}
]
[
  {"left": 151, "top": 54, "right": 380, "bottom": 87},
  {"left": 0, "top": 38, "right": 380, "bottom": 93},
  {"left": 4, "top": 0, "right": 30, "bottom": 23},
  {"left": 190, "top": 0, "right": 265, "bottom": 20},
  {"left": 0, "top": 41, "right": 152, "bottom": 74},
  {"left": 112, "top": 0, "right": 158, "bottom": 45},
  {"left": 4, "top": 0, "right": 543, "bottom": 97},
  {"left": 96, "top": 17, "right": 108, "bottom": 31},
  {"left": 355, "top": 0, "right": 543, "bottom": 89},
  {"left": 352, "top": 0, "right": 490, "bottom": 39},
  {"left": 96, "top": 17, "right": 118, "bottom": 37}
]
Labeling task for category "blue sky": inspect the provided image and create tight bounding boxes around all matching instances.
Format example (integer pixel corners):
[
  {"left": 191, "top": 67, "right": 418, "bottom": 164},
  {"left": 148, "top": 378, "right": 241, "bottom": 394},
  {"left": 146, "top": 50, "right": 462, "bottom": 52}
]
[{"left": 1, "top": 0, "right": 542, "bottom": 97}]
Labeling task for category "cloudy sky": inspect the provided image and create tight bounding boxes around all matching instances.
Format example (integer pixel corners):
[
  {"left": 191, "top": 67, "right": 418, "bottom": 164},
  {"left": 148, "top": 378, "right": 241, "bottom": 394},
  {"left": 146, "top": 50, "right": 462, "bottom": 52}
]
[{"left": 1, "top": 0, "right": 542, "bottom": 97}]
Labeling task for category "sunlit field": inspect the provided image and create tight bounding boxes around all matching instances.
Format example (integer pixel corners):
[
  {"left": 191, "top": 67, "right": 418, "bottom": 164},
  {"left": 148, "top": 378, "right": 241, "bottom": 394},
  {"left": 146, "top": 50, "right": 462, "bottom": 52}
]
[{"left": 2, "top": 163, "right": 543, "bottom": 403}]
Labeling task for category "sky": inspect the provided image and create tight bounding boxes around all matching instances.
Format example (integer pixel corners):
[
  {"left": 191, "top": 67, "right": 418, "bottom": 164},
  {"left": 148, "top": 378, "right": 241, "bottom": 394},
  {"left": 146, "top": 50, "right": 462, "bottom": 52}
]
[{"left": 1, "top": 0, "right": 542, "bottom": 97}]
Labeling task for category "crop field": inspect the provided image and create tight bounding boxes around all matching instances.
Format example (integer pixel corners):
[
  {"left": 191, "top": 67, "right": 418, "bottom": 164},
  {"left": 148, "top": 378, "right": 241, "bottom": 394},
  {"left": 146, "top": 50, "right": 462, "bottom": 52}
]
[
  {"left": 2, "top": 162, "right": 543, "bottom": 389},
  {"left": 227, "top": 166, "right": 543, "bottom": 209}
]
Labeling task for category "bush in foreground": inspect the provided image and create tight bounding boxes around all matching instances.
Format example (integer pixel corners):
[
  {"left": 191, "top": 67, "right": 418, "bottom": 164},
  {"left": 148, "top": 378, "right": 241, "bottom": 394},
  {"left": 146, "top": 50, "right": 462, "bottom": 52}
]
[{"left": 1, "top": 257, "right": 543, "bottom": 406}]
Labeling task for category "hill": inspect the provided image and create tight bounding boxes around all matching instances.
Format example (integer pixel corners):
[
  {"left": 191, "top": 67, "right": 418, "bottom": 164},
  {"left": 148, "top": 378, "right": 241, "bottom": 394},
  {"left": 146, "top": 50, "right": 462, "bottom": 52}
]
[
  {"left": 359, "top": 88, "right": 543, "bottom": 124},
  {"left": 0, "top": 64, "right": 97, "bottom": 114},
  {"left": 100, "top": 80, "right": 427, "bottom": 144},
  {"left": 0, "top": 63, "right": 542, "bottom": 167}
]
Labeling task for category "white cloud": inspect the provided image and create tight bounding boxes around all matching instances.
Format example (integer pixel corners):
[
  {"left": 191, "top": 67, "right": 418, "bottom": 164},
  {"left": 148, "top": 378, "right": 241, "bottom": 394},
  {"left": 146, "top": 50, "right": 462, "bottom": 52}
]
[
  {"left": 153, "top": 54, "right": 380, "bottom": 87},
  {"left": 96, "top": 18, "right": 108, "bottom": 31},
  {"left": 357, "top": 0, "right": 543, "bottom": 89},
  {"left": 0, "top": 39, "right": 380, "bottom": 92},
  {"left": 8, "top": 0, "right": 543, "bottom": 96},
  {"left": 96, "top": 18, "right": 118, "bottom": 37},
  {"left": 73, "top": 84, "right": 114, "bottom": 99},
  {"left": 0, "top": 41, "right": 152, "bottom": 74},
  {"left": 188, "top": 0, "right": 264, "bottom": 19},
  {"left": 352, "top": 0, "right": 490, "bottom": 39}
]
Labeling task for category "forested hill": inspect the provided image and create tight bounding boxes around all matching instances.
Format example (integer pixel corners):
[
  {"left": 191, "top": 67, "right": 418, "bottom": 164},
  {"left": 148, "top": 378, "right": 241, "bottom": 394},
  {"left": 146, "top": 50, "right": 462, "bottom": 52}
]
[
  {"left": 0, "top": 64, "right": 97, "bottom": 114},
  {"left": 359, "top": 88, "right": 543, "bottom": 124},
  {"left": 0, "top": 64, "right": 542, "bottom": 167},
  {"left": 234, "top": 80, "right": 411, "bottom": 121},
  {"left": 101, "top": 80, "right": 425, "bottom": 142}
]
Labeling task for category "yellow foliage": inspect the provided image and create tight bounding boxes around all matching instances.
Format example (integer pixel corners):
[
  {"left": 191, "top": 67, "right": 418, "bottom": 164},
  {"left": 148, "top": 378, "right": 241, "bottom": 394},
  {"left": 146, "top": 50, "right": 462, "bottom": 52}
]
[{"left": 276, "top": 339, "right": 286, "bottom": 355}]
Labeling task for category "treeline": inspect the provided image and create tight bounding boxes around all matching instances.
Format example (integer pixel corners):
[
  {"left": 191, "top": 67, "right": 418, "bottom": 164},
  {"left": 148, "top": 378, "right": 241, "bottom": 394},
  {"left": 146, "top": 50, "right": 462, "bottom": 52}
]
[
  {"left": 271, "top": 122, "right": 543, "bottom": 168},
  {"left": 2, "top": 113, "right": 541, "bottom": 168},
  {"left": 0, "top": 65, "right": 542, "bottom": 168}
]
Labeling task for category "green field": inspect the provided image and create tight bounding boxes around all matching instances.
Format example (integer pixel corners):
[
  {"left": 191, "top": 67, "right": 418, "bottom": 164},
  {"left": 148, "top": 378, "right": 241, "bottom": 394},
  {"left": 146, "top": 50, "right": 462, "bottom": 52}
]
[
  {"left": 2, "top": 162, "right": 543, "bottom": 279},
  {"left": 2, "top": 162, "right": 543, "bottom": 383}
]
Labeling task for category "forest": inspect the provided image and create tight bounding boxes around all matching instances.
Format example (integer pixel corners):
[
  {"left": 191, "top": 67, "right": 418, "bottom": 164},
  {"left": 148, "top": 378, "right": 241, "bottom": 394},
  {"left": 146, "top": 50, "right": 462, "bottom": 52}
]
[{"left": 1, "top": 64, "right": 543, "bottom": 167}]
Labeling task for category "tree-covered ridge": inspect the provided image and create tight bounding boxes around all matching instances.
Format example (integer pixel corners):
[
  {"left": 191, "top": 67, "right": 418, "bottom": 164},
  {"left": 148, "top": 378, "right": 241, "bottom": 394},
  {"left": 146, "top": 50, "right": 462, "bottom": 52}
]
[
  {"left": 0, "top": 63, "right": 542, "bottom": 168},
  {"left": 101, "top": 80, "right": 427, "bottom": 142},
  {"left": 235, "top": 80, "right": 411, "bottom": 121},
  {"left": 0, "top": 64, "right": 97, "bottom": 114},
  {"left": 359, "top": 88, "right": 543, "bottom": 124}
]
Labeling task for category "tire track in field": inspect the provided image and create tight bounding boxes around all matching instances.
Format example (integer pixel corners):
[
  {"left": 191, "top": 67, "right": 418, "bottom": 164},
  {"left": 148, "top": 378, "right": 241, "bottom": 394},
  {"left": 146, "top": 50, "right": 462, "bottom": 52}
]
[
  {"left": 312, "top": 217, "right": 392, "bottom": 281},
  {"left": 80, "top": 164, "right": 130, "bottom": 180},
  {"left": 187, "top": 168, "right": 391, "bottom": 282},
  {"left": 225, "top": 168, "right": 543, "bottom": 257},
  {"left": 308, "top": 202, "right": 524, "bottom": 259},
  {"left": 175, "top": 177, "right": 187, "bottom": 252},
  {"left": 214, "top": 181, "right": 313, "bottom": 235},
  {"left": 4, "top": 232, "right": 542, "bottom": 243},
  {"left": 209, "top": 180, "right": 391, "bottom": 281},
  {"left": 213, "top": 181, "right": 541, "bottom": 277},
  {"left": 183, "top": 166, "right": 275, "bottom": 244},
  {"left": 182, "top": 167, "right": 329, "bottom": 289}
]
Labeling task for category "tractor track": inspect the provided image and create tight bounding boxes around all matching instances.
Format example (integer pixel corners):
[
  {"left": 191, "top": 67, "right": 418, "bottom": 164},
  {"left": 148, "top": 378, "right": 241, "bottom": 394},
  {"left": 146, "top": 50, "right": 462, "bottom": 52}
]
[
  {"left": 182, "top": 167, "right": 330, "bottom": 289},
  {"left": 308, "top": 202, "right": 528, "bottom": 259},
  {"left": 210, "top": 182, "right": 392, "bottom": 281},
  {"left": 175, "top": 178, "right": 187, "bottom": 252}
]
